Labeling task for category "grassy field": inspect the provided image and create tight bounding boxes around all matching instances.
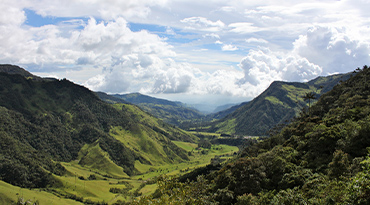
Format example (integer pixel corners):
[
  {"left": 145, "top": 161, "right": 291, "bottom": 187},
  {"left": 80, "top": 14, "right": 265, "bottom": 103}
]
[
  {"left": 0, "top": 141, "right": 238, "bottom": 204},
  {"left": 0, "top": 180, "right": 83, "bottom": 205}
]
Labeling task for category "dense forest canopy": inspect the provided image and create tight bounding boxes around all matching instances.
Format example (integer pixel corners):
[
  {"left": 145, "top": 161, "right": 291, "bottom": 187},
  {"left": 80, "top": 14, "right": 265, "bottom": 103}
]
[
  {"left": 132, "top": 65, "right": 370, "bottom": 204},
  {"left": 0, "top": 66, "right": 194, "bottom": 189}
]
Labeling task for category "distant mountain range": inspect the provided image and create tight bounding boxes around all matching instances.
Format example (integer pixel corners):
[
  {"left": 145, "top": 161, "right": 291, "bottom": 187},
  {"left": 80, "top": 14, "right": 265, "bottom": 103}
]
[
  {"left": 208, "top": 72, "right": 353, "bottom": 136},
  {"left": 96, "top": 72, "right": 353, "bottom": 136},
  {"left": 107, "top": 93, "right": 205, "bottom": 126}
]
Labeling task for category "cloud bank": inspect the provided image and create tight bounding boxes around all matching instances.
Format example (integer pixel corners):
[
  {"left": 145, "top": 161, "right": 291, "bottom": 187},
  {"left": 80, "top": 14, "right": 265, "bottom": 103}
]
[{"left": 1, "top": 0, "right": 370, "bottom": 105}]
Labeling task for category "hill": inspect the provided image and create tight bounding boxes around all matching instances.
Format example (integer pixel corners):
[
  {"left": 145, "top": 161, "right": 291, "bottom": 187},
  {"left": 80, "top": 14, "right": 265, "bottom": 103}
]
[
  {"left": 111, "top": 93, "right": 204, "bottom": 126},
  {"left": 209, "top": 72, "right": 353, "bottom": 136},
  {"left": 207, "top": 102, "right": 248, "bottom": 120},
  {"left": 0, "top": 64, "right": 195, "bottom": 189},
  {"left": 134, "top": 65, "right": 370, "bottom": 204}
]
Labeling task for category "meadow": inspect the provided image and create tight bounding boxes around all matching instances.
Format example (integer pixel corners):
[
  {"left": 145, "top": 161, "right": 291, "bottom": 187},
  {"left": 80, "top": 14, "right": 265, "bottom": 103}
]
[{"left": 1, "top": 141, "right": 238, "bottom": 204}]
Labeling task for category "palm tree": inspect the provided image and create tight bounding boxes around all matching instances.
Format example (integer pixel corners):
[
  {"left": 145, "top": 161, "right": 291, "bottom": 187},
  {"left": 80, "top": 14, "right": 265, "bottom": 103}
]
[{"left": 303, "top": 92, "right": 316, "bottom": 116}]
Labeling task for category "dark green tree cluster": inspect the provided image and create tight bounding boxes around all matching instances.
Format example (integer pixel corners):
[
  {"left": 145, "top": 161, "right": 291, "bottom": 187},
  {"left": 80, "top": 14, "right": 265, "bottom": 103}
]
[
  {"left": 0, "top": 67, "right": 192, "bottom": 188},
  {"left": 132, "top": 65, "right": 370, "bottom": 204}
]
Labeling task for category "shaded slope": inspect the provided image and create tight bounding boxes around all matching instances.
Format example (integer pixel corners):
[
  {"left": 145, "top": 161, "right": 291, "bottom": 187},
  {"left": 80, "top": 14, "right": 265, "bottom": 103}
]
[
  {"left": 207, "top": 102, "right": 248, "bottom": 120},
  {"left": 0, "top": 65, "right": 193, "bottom": 188},
  {"left": 135, "top": 66, "right": 370, "bottom": 204},
  {"left": 207, "top": 65, "right": 370, "bottom": 204},
  {"left": 112, "top": 93, "right": 204, "bottom": 126},
  {"left": 211, "top": 73, "right": 352, "bottom": 136}
]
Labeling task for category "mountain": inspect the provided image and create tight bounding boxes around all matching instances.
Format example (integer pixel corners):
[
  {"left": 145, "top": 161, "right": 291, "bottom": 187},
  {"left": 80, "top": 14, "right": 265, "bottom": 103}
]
[
  {"left": 209, "top": 72, "right": 353, "bottom": 136},
  {"left": 0, "top": 64, "right": 195, "bottom": 188},
  {"left": 95, "top": 91, "right": 128, "bottom": 104},
  {"left": 0, "top": 64, "right": 40, "bottom": 79},
  {"left": 111, "top": 93, "right": 204, "bottom": 126},
  {"left": 207, "top": 65, "right": 370, "bottom": 204},
  {"left": 208, "top": 102, "right": 249, "bottom": 120},
  {"left": 134, "top": 65, "right": 370, "bottom": 204},
  {"left": 213, "top": 103, "right": 239, "bottom": 113}
]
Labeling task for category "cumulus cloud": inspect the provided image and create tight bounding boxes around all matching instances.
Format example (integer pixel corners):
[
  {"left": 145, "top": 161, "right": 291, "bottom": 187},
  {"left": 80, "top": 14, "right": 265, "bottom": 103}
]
[
  {"left": 222, "top": 44, "right": 239, "bottom": 51},
  {"left": 237, "top": 25, "right": 370, "bottom": 96},
  {"left": 2, "top": 0, "right": 370, "bottom": 104},
  {"left": 181, "top": 17, "right": 225, "bottom": 32},
  {"left": 293, "top": 26, "right": 370, "bottom": 74}
]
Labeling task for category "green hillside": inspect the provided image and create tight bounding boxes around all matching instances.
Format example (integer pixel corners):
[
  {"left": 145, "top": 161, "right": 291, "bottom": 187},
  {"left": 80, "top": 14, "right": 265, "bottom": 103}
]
[
  {"left": 0, "top": 65, "right": 195, "bottom": 189},
  {"left": 133, "top": 65, "right": 370, "bottom": 204},
  {"left": 209, "top": 73, "right": 352, "bottom": 136},
  {"left": 112, "top": 93, "right": 204, "bottom": 126}
]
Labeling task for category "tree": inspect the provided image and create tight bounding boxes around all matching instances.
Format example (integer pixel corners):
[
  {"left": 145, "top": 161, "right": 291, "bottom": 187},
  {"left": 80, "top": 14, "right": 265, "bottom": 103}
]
[{"left": 303, "top": 92, "right": 316, "bottom": 115}]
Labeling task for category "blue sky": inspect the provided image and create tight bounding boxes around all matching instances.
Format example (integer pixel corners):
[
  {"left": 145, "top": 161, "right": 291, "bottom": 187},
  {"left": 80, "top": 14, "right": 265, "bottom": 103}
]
[{"left": 1, "top": 0, "right": 370, "bottom": 110}]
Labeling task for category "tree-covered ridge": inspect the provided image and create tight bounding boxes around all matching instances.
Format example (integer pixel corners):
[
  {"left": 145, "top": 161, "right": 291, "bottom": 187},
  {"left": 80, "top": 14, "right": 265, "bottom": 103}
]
[
  {"left": 132, "top": 66, "right": 370, "bottom": 204},
  {"left": 0, "top": 66, "right": 194, "bottom": 188},
  {"left": 209, "top": 72, "right": 352, "bottom": 136},
  {"left": 112, "top": 93, "right": 204, "bottom": 126}
]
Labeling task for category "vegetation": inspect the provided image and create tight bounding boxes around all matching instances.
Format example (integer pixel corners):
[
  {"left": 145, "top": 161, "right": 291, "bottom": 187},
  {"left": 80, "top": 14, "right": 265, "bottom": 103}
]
[
  {"left": 110, "top": 93, "right": 204, "bottom": 127},
  {"left": 0, "top": 65, "right": 195, "bottom": 190},
  {"left": 131, "top": 65, "right": 370, "bottom": 204},
  {"left": 2, "top": 64, "right": 370, "bottom": 204},
  {"left": 207, "top": 73, "right": 352, "bottom": 136}
]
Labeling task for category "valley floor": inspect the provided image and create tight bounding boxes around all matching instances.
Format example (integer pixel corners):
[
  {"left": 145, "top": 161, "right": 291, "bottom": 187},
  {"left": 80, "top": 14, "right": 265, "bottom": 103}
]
[{"left": 0, "top": 142, "right": 238, "bottom": 204}]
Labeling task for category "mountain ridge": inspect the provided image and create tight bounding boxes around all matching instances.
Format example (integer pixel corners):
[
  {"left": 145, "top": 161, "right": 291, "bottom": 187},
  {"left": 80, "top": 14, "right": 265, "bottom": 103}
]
[
  {"left": 111, "top": 93, "right": 205, "bottom": 126},
  {"left": 208, "top": 72, "right": 353, "bottom": 136},
  {"left": 0, "top": 64, "right": 194, "bottom": 188}
]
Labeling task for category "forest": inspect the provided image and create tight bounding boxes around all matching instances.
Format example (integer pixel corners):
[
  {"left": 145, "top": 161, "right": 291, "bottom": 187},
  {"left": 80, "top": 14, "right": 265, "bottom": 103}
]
[
  {"left": 131, "top": 66, "right": 370, "bottom": 204},
  {"left": 1, "top": 65, "right": 370, "bottom": 204}
]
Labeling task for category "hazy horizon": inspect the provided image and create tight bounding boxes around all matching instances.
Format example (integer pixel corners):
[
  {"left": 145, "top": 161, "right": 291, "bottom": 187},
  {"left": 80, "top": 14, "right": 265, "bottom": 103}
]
[{"left": 2, "top": 0, "right": 370, "bottom": 106}]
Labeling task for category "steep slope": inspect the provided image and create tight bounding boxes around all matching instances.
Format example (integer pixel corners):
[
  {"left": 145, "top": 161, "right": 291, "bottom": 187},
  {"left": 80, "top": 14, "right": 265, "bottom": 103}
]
[
  {"left": 207, "top": 65, "right": 370, "bottom": 204},
  {"left": 135, "top": 66, "right": 370, "bottom": 204},
  {"left": 207, "top": 102, "right": 248, "bottom": 120},
  {"left": 0, "top": 65, "right": 194, "bottom": 188},
  {"left": 0, "top": 64, "right": 41, "bottom": 79},
  {"left": 112, "top": 93, "right": 204, "bottom": 126},
  {"left": 95, "top": 91, "right": 128, "bottom": 104},
  {"left": 210, "top": 73, "right": 353, "bottom": 136}
]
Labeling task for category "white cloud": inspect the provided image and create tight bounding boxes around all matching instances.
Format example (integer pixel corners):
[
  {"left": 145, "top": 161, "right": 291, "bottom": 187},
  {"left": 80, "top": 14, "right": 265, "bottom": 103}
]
[
  {"left": 293, "top": 26, "right": 370, "bottom": 74},
  {"left": 202, "top": 33, "right": 220, "bottom": 39},
  {"left": 165, "top": 26, "right": 176, "bottom": 35},
  {"left": 228, "top": 22, "right": 263, "bottom": 34},
  {"left": 237, "top": 25, "right": 370, "bottom": 96},
  {"left": 222, "top": 44, "right": 239, "bottom": 51},
  {"left": 0, "top": 2, "right": 26, "bottom": 26},
  {"left": 23, "top": 0, "right": 168, "bottom": 20},
  {"left": 181, "top": 17, "right": 225, "bottom": 32},
  {"left": 246, "top": 37, "right": 268, "bottom": 44},
  {"left": 2, "top": 0, "right": 370, "bottom": 105}
]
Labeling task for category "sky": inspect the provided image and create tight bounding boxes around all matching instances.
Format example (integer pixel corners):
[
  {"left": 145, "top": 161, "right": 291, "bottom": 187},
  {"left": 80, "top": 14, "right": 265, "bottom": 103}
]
[{"left": 1, "top": 0, "right": 370, "bottom": 111}]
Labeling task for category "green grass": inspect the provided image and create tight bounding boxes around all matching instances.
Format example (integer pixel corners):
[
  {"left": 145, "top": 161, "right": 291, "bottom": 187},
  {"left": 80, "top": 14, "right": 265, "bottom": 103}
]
[
  {"left": 265, "top": 96, "right": 288, "bottom": 107},
  {"left": 110, "top": 125, "right": 178, "bottom": 165},
  {"left": 0, "top": 141, "right": 238, "bottom": 204},
  {"left": 214, "top": 118, "right": 236, "bottom": 134},
  {"left": 0, "top": 180, "right": 82, "bottom": 204},
  {"left": 55, "top": 162, "right": 129, "bottom": 204},
  {"left": 282, "top": 84, "right": 320, "bottom": 103},
  {"left": 172, "top": 140, "right": 198, "bottom": 152},
  {"left": 77, "top": 143, "right": 129, "bottom": 178}
]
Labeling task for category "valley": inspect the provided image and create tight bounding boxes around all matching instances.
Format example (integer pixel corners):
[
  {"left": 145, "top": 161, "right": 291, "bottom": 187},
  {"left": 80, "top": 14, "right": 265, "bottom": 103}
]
[
  {"left": 1, "top": 64, "right": 370, "bottom": 204},
  {"left": 0, "top": 140, "right": 238, "bottom": 204}
]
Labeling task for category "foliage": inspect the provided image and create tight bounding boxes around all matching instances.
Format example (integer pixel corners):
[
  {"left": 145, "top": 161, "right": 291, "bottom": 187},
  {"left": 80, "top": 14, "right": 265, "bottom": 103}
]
[
  {"left": 130, "top": 175, "right": 216, "bottom": 205},
  {"left": 130, "top": 65, "right": 370, "bottom": 204},
  {"left": 111, "top": 93, "right": 204, "bottom": 127},
  {"left": 0, "top": 65, "right": 194, "bottom": 188},
  {"left": 209, "top": 72, "right": 352, "bottom": 136}
]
